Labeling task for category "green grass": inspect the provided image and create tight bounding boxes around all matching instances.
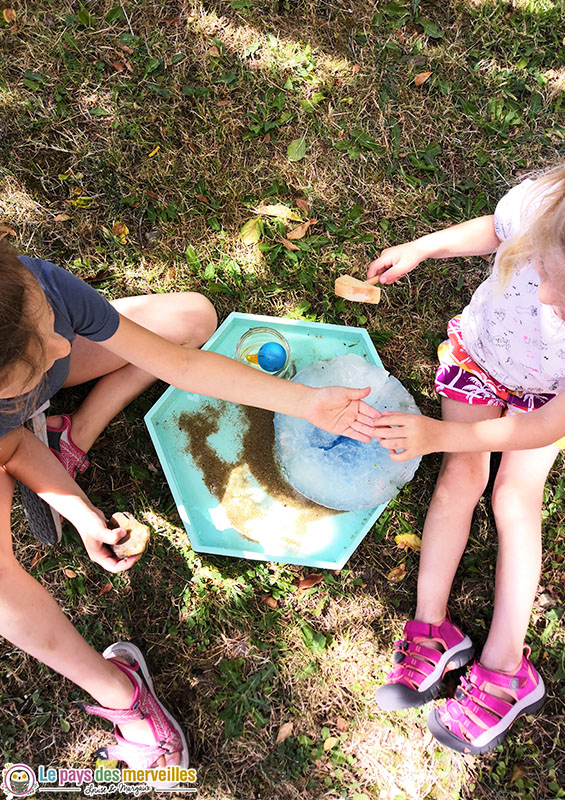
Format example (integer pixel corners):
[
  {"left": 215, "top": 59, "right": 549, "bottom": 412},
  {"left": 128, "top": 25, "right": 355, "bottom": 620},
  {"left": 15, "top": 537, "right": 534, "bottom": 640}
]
[{"left": 1, "top": 0, "right": 564, "bottom": 798}]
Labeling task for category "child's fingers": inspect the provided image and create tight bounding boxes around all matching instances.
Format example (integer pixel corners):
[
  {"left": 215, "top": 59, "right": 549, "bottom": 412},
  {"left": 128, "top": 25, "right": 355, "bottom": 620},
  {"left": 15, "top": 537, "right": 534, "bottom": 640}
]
[{"left": 99, "top": 525, "right": 127, "bottom": 546}]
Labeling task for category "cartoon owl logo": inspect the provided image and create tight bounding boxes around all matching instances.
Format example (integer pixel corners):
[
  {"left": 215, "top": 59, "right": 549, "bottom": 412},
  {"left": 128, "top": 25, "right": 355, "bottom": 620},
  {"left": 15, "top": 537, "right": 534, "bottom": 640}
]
[{"left": 1, "top": 764, "right": 38, "bottom": 798}]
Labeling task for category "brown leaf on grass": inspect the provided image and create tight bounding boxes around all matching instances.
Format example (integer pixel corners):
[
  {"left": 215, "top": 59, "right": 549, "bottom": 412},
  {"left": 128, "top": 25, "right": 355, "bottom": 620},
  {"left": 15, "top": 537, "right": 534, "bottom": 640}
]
[
  {"left": 217, "top": 99, "right": 232, "bottom": 107},
  {"left": 294, "top": 197, "right": 310, "bottom": 215},
  {"left": 195, "top": 194, "right": 208, "bottom": 203},
  {"left": 3, "top": 8, "right": 16, "bottom": 22},
  {"left": 116, "top": 42, "right": 133, "bottom": 54},
  {"left": 53, "top": 213, "right": 71, "bottom": 222},
  {"left": 30, "top": 551, "right": 43, "bottom": 570},
  {"left": 286, "top": 219, "right": 317, "bottom": 240},
  {"left": 208, "top": 46, "right": 220, "bottom": 57},
  {"left": 124, "top": 60, "right": 134, "bottom": 73},
  {"left": 264, "top": 132, "right": 271, "bottom": 143},
  {"left": 414, "top": 71, "right": 432, "bottom": 87},
  {"left": 112, "top": 221, "right": 129, "bottom": 243},
  {"left": 0, "top": 224, "right": 16, "bottom": 240},
  {"left": 166, "top": 267, "right": 176, "bottom": 280},
  {"left": 64, "top": 568, "right": 77, "bottom": 579},
  {"left": 511, "top": 763, "right": 525, "bottom": 783},
  {"left": 336, "top": 716, "right": 348, "bottom": 732},
  {"left": 110, "top": 60, "right": 125, "bottom": 72},
  {"left": 99, "top": 582, "right": 113, "bottom": 597},
  {"left": 275, "top": 721, "right": 294, "bottom": 743},
  {"left": 297, "top": 572, "right": 324, "bottom": 589},
  {"left": 352, "top": 63, "right": 361, "bottom": 75},
  {"left": 387, "top": 563, "right": 407, "bottom": 583},
  {"left": 261, "top": 593, "right": 278, "bottom": 609},
  {"left": 280, "top": 237, "right": 300, "bottom": 251}
]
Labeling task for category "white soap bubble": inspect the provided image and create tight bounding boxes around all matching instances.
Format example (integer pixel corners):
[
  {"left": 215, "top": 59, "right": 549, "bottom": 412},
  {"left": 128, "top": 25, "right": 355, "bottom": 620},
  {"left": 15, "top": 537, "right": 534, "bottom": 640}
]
[{"left": 274, "top": 354, "right": 421, "bottom": 511}]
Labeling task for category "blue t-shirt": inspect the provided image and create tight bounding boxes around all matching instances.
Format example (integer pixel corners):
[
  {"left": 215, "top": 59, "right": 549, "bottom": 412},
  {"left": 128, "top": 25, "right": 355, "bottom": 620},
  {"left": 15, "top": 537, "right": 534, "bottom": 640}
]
[{"left": 0, "top": 257, "right": 120, "bottom": 439}]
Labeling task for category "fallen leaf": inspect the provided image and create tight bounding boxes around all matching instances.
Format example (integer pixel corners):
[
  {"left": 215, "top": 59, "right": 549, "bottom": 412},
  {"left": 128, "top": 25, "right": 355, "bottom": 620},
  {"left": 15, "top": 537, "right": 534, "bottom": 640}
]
[
  {"left": 110, "top": 60, "right": 125, "bottom": 72},
  {"left": 217, "top": 99, "right": 232, "bottom": 107},
  {"left": 280, "top": 237, "right": 300, "bottom": 251},
  {"left": 254, "top": 203, "right": 302, "bottom": 222},
  {"left": 0, "top": 224, "right": 16, "bottom": 240},
  {"left": 352, "top": 63, "right": 361, "bottom": 75},
  {"left": 3, "top": 8, "right": 16, "bottom": 23},
  {"left": 64, "top": 568, "right": 77, "bottom": 579},
  {"left": 112, "top": 221, "right": 129, "bottom": 243},
  {"left": 240, "top": 217, "right": 262, "bottom": 245},
  {"left": 208, "top": 46, "right": 220, "bottom": 57},
  {"left": 287, "top": 219, "right": 317, "bottom": 240},
  {"left": 336, "top": 716, "right": 348, "bottom": 732},
  {"left": 276, "top": 721, "right": 293, "bottom": 743},
  {"left": 195, "top": 194, "right": 208, "bottom": 203},
  {"left": 297, "top": 572, "right": 324, "bottom": 589},
  {"left": 166, "top": 267, "right": 176, "bottom": 280},
  {"left": 394, "top": 532, "right": 422, "bottom": 551},
  {"left": 124, "top": 60, "right": 134, "bottom": 73},
  {"left": 414, "top": 71, "right": 432, "bottom": 86},
  {"left": 294, "top": 197, "right": 310, "bottom": 215},
  {"left": 261, "top": 593, "right": 278, "bottom": 609},
  {"left": 115, "top": 42, "right": 133, "bottom": 54},
  {"left": 263, "top": 132, "right": 270, "bottom": 143},
  {"left": 31, "top": 551, "right": 43, "bottom": 569},
  {"left": 148, "top": 145, "right": 160, "bottom": 158},
  {"left": 387, "top": 563, "right": 407, "bottom": 583},
  {"left": 287, "top": 136, "right": 307, "bottom": 162},
  {"left": 511, "top": 763, "right": 525, "bottom": 783},
  {"left": 99, "top": 582, "right": 113, "bottom": 596},
  {"left": 323, "top": 736, "right": 338, "bottom": 751},
  {"left": 53, "top": 213, "right": 71, "bottom": 222}
]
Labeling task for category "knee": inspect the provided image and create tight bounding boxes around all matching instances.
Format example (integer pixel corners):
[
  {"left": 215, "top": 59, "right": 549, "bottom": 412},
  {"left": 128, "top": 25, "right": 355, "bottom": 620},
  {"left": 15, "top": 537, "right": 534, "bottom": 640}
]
[
  {"left": 435, "top": 453, "right": 490, "bottom": 505},
  {"left": 492, "top": 476, "right": 542, "bottom": 523},
  {"left": 182, "top": 293, "right": 217, "bottom": 346}
]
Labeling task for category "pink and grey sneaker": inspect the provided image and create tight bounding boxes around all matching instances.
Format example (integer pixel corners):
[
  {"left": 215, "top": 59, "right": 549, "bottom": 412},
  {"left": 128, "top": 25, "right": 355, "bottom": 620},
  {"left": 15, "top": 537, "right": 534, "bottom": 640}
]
[
  {"left": 79, "top": 641, "right": 189, "bottom": 789},
  {"left": 375, "top": 618, "right": 474, "bottom": 711},
  {"left": 427, "top": 646, "right": 546, "bottom": 755},
  {"left": 46, "top": 414, "right": 90, "bottom": 478}
]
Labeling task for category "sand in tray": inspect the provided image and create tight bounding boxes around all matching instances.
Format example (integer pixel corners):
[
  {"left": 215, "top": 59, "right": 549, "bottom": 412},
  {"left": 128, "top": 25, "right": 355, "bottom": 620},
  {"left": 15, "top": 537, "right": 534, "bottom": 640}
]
[{"left": 177, "top": 403, "right": 340, "bottom": 551}]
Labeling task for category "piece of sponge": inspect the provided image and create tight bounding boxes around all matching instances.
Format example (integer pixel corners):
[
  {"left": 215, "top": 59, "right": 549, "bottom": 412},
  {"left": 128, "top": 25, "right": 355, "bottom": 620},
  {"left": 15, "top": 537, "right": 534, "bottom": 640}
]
[
  {"left": 110, "top": 512, "right": 151, "bottom": 557},
  {"left": 334, "top": 275, "right": 382, "bottom": 304}
]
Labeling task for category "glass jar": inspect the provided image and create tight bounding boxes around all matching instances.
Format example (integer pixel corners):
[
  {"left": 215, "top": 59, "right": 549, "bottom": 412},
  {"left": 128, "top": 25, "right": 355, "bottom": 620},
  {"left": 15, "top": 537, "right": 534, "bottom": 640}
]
[{"left": 234, "top": 327, "right": 292, "bottom": 378}]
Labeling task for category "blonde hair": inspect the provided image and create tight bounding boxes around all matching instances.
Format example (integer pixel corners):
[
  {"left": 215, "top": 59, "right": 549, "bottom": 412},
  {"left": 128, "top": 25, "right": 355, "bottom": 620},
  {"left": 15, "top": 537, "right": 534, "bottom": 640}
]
[{"left": 497, "top": 164, "right": 565, "bottom": 290}]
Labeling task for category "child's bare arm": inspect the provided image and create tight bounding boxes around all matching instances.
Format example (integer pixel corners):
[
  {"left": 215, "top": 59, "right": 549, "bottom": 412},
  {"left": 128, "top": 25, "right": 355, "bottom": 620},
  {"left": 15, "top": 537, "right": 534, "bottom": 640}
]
[
  {"left": 0, "top": 428, "right": 138, "bottom": 572},
  {"left": 98, "top": 316, "right": 381, "bottom": 442},
  {"left": 375, "top": 393, "right": 565, "bottom": 460},
  {"left": 368, "top": 215, "right": 500, "bottom": 285}
]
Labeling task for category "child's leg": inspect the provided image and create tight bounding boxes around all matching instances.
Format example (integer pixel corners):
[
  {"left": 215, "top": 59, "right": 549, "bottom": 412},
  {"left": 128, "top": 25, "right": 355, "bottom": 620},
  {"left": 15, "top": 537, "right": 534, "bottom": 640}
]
[
  {"left": 415, "top": 397, "right": 502, "bottom": 624},
  {"left": 48, "top": 292, "right": 216, "bottom": 453},
  {"left": 481, "top": 443, "right": 559, "bottom": 672},
  {"left": 1, "top": 469, "right": 182, "bottom": 766}
]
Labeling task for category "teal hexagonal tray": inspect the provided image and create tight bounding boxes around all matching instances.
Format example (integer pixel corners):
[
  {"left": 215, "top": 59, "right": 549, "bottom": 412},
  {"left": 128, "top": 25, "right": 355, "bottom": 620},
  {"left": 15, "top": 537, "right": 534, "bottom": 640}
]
[{"left": 145, "top": 312, "right": 388, "bottom": 569}]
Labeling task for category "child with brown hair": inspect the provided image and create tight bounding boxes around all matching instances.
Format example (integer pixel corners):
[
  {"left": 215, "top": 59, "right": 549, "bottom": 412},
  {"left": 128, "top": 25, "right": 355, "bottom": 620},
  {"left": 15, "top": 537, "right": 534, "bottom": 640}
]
[
  {"left": 370, "top": 165, "right": 565, "bottom": 755},
  {"left": 0, "top": 239, "right": 380, "bottom": 783}
]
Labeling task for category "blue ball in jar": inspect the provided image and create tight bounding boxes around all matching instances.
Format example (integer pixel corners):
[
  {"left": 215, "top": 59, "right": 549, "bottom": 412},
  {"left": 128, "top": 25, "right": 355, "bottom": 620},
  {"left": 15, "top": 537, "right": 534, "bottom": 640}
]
[{"left": 257, "top": 341, "right": 287, "bottom": 372}]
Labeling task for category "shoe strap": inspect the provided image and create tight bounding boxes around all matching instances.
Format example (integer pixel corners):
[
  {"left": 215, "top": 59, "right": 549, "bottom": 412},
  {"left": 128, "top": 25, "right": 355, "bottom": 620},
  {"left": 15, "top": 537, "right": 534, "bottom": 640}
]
[{"left": 98, "top": 741, "right": 169, "bottom": 771}]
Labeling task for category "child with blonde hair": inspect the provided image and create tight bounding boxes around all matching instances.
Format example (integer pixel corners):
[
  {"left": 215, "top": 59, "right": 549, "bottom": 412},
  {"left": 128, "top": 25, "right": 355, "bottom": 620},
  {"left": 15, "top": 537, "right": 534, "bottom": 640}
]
[
  {"left": 369, "top": 165, "right": 565, "bottom": 754},
  {"left": 0, "top": 239, "right": 379, "bottom": 783}
]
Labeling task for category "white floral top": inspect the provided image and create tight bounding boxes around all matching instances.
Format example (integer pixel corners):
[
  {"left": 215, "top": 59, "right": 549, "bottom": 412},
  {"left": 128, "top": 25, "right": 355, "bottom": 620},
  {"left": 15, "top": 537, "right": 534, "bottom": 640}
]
[{"left": 460, "top": 179, "right": 565, "bottom": 394}]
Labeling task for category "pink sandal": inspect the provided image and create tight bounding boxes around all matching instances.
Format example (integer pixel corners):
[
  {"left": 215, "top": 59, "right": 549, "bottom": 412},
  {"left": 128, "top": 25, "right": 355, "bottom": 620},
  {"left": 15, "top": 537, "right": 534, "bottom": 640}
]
[
  {"left": 427, "top": 647, "right": 546, "bottom": 755},
  {"left": 375, "top": 618, "right": 474, "bottom": 710},
  {"left": 46, "top": 414, "right": 90, "bottom": 478},
  {"left": 79, "top": 642, "right": 189, "bottom": 788}
]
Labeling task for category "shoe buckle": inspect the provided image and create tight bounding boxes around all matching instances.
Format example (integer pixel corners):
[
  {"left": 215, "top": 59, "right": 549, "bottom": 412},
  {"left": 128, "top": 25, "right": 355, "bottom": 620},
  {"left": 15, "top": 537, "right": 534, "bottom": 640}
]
[{"left": 510, "top": 677, "right": 520, "bottom": 690}]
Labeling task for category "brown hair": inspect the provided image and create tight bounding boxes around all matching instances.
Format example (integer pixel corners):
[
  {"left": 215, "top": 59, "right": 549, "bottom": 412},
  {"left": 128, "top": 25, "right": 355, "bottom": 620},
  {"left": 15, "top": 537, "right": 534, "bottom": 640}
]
[
  {"left": 497, "top": 165, "right": 565, "bottom": 290},
  {"left": 0, "top": 237, "right": 46, "bottom": 396}
]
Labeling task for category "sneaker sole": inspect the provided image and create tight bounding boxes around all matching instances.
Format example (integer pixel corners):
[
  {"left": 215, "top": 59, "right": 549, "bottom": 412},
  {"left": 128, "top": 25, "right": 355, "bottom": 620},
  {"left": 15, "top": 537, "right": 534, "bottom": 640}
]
[
  {"left": 18, "top": 482, "right": 62, "bottom": 546},
  {"left": 427, "top": 672, "right": 547, "bottom": 755},
  {"left": 375, "top": 638, "right": 475, "bottom": 711},
  {"left": 102, "top": 641, "right": 190, "bottom": 788}
]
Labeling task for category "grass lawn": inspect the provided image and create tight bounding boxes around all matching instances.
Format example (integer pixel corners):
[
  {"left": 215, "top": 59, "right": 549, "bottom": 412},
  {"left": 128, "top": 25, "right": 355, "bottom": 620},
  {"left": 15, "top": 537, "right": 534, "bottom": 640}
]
[{"left": 1, "top": 0, "right": 564, "bottom": 798}]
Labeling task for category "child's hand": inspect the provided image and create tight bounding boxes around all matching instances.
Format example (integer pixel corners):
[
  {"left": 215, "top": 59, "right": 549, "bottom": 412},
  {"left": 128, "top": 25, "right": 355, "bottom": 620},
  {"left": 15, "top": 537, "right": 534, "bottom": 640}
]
[
  {"left": 77, "top": 509, "right": 143, "bottom": 573},
  {"left": 374, "top": 411, "right": 444, "bottom": 460},
  {"left": 306, "top": 386, "right": 380, "bottom": 442},
  {"left": 367, "top": 241, "right": 426, "bottom": 285}
]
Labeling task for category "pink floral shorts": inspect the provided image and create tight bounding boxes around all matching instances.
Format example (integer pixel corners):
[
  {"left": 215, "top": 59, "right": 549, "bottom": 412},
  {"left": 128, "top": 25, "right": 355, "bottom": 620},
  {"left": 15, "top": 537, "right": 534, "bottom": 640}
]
[{"left": 434, "top": 316, "right": 555, "bottom": 416}]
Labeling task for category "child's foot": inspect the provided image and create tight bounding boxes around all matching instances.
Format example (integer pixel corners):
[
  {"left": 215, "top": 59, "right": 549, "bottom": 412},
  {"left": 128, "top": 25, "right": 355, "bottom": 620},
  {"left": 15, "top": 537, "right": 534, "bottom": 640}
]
[
  {"left": 427, "top": 647, "right": 546, "bottom": 755},
  {"left": 46, "top": 414, "right": 90, "bottom": 478},
  {"left": 79, "top": 642, "right": 189, "bottom": 787},
  {"left": 375, "top": 618, "right": 474, "bottom": 710}
]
